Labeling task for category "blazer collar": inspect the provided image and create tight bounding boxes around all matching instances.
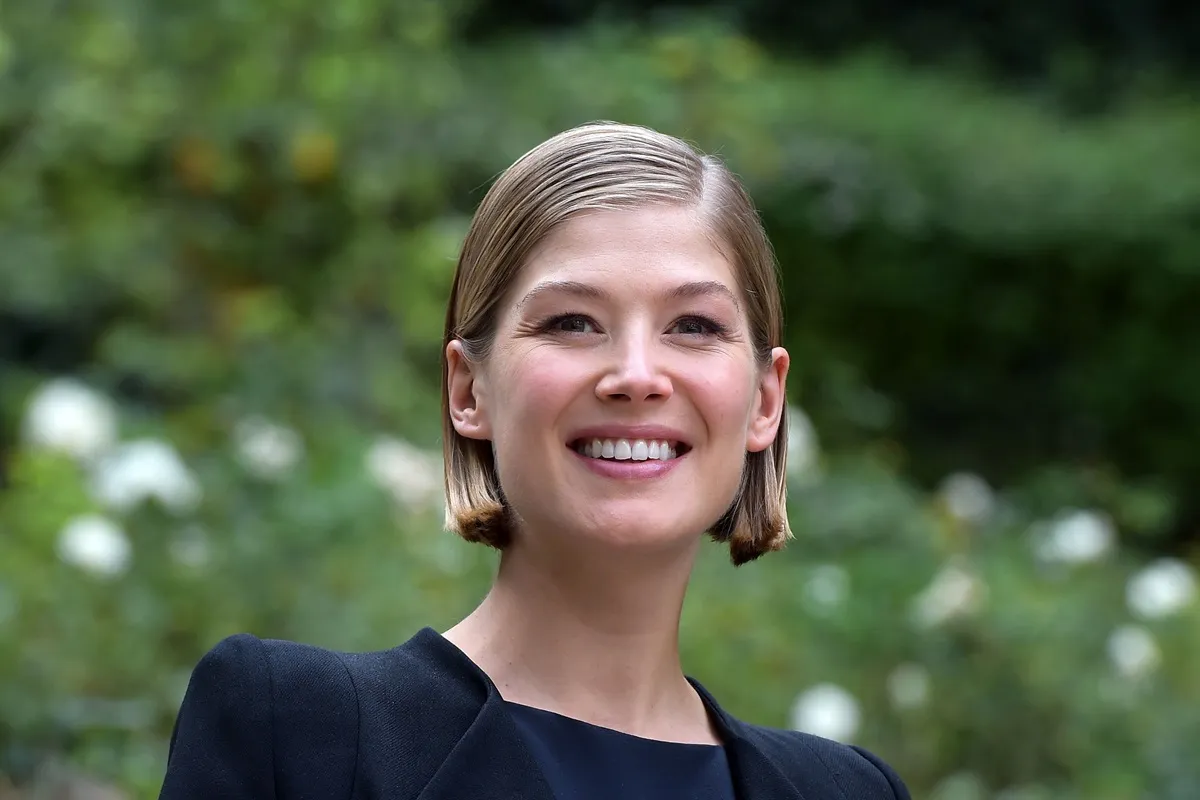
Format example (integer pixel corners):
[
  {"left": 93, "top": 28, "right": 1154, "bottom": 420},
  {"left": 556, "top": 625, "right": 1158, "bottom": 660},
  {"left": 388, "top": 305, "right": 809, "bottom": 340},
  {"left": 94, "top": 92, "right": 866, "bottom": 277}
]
[
  {"left": 689, "top": 678, "right": 811, "bottom": 800},
  {"left": 406, "top": 627, "right": 808, "bottom": 800}
]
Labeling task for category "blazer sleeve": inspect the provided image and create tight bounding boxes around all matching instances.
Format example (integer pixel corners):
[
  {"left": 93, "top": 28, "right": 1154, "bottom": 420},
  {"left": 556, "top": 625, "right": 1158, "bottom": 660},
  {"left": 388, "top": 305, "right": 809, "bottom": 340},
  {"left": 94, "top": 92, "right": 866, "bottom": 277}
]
[{"left": 159, "top": 634, "right": 276, "bottom": 799}]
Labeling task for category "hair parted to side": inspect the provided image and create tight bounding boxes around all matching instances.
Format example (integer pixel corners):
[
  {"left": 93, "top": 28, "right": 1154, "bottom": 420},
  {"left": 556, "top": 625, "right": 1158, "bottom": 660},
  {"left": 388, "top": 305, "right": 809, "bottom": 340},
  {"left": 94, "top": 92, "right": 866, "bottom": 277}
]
[{"left": 441, "top": 121, "right": 791, "bottom": 565}]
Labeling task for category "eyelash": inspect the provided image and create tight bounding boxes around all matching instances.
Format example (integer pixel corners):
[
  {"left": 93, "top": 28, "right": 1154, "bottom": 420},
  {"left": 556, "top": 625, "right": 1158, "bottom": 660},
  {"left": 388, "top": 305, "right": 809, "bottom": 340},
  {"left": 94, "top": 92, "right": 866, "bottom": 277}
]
[
  {"left": 539, "top": 313, "right": 730, "bottom": 338},
  {"left": 671, "top": 315, "right": 730, "bottom": 338}
]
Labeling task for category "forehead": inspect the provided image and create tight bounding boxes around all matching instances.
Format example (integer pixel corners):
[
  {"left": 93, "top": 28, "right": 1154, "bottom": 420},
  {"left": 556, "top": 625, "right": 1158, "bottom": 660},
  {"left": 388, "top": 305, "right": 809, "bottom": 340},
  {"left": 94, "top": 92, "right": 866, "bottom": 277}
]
[{"left": 512, "top": 205, "right": 739, "bottom": 297}]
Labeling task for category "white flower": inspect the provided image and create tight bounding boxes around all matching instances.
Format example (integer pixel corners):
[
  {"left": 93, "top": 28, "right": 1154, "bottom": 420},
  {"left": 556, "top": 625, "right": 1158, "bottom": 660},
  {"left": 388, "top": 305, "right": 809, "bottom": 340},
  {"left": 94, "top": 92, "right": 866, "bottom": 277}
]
[
  {"left": 21, "top": 378, "right": 118, "bottom": 462},
  {"left": 233, "top": 416, "right": 303, "bottom": 480},
  {"left": 786, "top": 406, "right": 820, "bottom": 481},
  {"left": 1106, "top": 624, "right": 1161, "bottom": 680},
  {"left": 803, "top": 564, "right": 849, "bottom": 614},
  {"left": 936, "top": 472, "right": 994, "bottom": 525},
  {"left": 1034, "top": 509, "right": 1115, "bottom": 565},
  {"left": 1126, "top": 558, "right": 1197, "bottom": 619},
  {"left": 366, "top": 436, "right": 442, "bottom": 511},
  {"left": 90, "top": 439, "right": 202, "bottom": 515},
  {"left": 886, "top": 663, "right": 931, "bottom": 710},
  {"left": 789, "top": 683, "right": 861, "bottom": 742},
  {"left": 911, "top": 562, "right": 985, "bottom": 628},
  {"left": 57, "top": 514, "right": 131, "bottom": 577}
]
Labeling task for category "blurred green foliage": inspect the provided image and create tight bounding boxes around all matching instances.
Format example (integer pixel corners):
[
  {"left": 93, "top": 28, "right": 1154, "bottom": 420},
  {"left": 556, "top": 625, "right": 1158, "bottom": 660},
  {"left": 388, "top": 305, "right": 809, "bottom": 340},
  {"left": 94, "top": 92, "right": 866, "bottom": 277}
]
[
  {"left": 462, "top": 0, "right": 1200, "bottom": 111},
  {"left": 1, "top": 1, "right": 1199, "bottom": 798}
]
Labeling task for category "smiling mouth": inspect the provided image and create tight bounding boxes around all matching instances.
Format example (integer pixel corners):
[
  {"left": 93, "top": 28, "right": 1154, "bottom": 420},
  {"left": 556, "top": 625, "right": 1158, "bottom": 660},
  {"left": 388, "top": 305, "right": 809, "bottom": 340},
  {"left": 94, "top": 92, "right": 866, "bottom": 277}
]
[{"left": 568, "top": 438, "right": 691, "bottom": 462}]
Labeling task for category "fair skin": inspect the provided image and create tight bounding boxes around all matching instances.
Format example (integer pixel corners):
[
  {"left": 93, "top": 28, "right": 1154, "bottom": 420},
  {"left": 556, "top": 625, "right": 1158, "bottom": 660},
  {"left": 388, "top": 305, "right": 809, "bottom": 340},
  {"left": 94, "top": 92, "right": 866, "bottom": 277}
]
[{"left": 444, "top": 204, "right": 789, "bottom": 745}]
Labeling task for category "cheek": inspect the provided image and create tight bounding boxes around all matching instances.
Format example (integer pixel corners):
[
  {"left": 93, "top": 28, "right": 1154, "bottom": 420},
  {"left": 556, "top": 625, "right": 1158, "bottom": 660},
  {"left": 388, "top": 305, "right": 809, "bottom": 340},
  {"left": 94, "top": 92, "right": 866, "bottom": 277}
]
[
  {"left": 493, "top": 350, "right": 584, "bottom": 431},
  {"left": 688, "top": 362, "right": 758, "bottom": 437}
]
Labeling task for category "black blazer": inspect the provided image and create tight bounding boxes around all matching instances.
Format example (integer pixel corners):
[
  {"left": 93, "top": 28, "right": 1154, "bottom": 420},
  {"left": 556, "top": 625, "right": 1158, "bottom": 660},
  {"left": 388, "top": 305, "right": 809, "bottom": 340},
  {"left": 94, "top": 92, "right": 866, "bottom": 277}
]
[{"left": 159, "top": 628, "right": 911, "bottom": 799}]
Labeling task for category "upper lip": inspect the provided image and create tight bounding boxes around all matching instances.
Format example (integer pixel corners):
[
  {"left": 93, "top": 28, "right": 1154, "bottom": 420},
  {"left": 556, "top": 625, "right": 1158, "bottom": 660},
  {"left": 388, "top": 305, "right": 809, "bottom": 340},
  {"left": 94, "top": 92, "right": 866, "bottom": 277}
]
[{"left": 566, "top": 425, "right": 691, "bottom": 447}]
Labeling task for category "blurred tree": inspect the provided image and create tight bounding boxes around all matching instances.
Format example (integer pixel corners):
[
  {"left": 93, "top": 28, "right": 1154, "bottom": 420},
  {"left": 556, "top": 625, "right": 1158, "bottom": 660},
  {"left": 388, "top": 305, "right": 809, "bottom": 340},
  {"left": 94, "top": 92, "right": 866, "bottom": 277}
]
[{"left": 460, "top": 0, "right": 1200, "bottom": 110}]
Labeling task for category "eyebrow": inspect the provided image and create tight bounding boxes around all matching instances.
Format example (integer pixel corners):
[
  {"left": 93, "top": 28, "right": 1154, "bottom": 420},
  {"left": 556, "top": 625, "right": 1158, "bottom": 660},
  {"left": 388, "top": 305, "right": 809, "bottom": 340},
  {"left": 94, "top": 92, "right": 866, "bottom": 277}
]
[{"left": 516, "top": 279, "right": 741, "bottom": 312}]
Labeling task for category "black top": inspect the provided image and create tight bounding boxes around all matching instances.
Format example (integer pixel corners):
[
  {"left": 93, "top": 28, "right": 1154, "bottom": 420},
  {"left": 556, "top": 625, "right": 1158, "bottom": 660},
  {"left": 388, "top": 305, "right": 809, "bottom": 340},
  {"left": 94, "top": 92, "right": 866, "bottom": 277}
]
[
  {"left": 507, "top": 701, "right": 736, "bottom": 800},
  {"left": 158, "top": 628, "right": 912, "bottom": 799}
]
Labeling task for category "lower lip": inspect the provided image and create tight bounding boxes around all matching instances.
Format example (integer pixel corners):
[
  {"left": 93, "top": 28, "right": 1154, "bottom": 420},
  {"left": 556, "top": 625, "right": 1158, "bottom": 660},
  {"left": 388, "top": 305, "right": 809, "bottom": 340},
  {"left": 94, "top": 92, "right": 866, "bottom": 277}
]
[{"left": 569, "top": 448, "right": 685, "bottom": 479}]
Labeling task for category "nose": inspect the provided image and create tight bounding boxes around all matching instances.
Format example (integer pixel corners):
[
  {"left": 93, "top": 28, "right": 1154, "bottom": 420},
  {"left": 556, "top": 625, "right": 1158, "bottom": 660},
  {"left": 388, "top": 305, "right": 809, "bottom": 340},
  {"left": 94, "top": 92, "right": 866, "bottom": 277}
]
[{"left": 594, "top": 334, "right": 673, "bottom": 403}]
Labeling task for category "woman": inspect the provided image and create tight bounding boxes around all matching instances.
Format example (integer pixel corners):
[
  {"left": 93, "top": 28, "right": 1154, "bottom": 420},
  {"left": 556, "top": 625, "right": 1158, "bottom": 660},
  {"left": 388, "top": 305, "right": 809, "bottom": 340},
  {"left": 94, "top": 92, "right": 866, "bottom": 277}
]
[{"left": 159, "top": 122, "right": 910, "bottom": 799}]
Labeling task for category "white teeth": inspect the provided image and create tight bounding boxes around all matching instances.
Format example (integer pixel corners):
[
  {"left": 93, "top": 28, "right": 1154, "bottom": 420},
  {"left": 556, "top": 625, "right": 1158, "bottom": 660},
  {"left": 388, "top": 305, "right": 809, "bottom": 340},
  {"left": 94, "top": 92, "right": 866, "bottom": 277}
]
[{"left": 576, "top": 438, "right": 680, "bottom": 462}]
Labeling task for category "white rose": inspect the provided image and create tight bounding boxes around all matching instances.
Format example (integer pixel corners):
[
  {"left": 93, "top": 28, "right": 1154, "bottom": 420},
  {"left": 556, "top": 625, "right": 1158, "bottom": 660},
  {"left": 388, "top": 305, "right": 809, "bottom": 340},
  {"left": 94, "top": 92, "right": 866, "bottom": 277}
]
[
  {"left": 1034, "top": 509, "right": 1115, "bottom": 565},
  {"left": 234, "top": 416, "right": 303, "bottom": 480},
  {"left": 789, "top": 683, "right": 861, "bottom": 742},
  {"left": 90, "top": 439, "right": 202, "bottom": 515},
  {"left": 22, "top": 378, "right": 117, "bottom": 462},
  {"left": 937, "top": 471, "right": 995, "bottom": 525},
  {"left": 366, "top": 436, "right": 442, "bottom": 511},
  {"left": 1106, "top": 625, "right": 1161, "bottom": 680},
  {"left": 1126, "top": 558, "right": 1197, "bottom": 620},
  {"left": 911, "top": 562, "right": 985, "bottom": 628},
  {"left": 58, "top": 514, "right": 131, "bottom": 577}
]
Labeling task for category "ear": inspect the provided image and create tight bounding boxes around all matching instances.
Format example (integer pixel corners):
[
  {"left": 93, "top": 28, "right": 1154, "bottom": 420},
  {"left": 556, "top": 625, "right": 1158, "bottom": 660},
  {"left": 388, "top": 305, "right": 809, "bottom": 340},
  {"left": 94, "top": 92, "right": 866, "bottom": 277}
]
[
  {"left": 446, "top": 340, "right": 493, "bottom": 441},
  {"left": 746, "top": 347, "right": 789, "bottom": 453}
]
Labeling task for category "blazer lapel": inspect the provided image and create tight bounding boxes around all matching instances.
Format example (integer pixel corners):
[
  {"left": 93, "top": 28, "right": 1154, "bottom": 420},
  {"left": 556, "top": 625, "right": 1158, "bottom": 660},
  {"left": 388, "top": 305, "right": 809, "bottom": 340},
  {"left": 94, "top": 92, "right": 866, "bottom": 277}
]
[
  {"left": 413, "top": 690, "right": 557, "bottom": 800},
  {"left": 690, "top": 678, "right": 811, "bottom": 800},
  {"left": 405, "top": 629, "right": 807, "bottom": 800},
  {"left": 409, "top": 630, "right": 556, "bottom": 800}
]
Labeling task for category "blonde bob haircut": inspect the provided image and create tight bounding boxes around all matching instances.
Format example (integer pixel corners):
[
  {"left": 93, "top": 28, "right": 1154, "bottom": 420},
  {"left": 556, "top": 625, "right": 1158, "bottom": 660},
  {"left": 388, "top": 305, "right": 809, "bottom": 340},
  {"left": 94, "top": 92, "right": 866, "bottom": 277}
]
[{"left": 441, "top": 121, "right": 791, "bottom": 566}]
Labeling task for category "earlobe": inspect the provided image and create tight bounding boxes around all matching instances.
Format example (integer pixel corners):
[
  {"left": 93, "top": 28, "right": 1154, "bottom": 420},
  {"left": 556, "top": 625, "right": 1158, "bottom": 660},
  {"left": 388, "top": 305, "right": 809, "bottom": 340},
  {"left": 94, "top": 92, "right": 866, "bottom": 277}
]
[
  {"left": 446, "top": 340, "right": 492, "bottom": 441},
  {"left": 747, "top": 347, "right": 790, "bottom": 453}
]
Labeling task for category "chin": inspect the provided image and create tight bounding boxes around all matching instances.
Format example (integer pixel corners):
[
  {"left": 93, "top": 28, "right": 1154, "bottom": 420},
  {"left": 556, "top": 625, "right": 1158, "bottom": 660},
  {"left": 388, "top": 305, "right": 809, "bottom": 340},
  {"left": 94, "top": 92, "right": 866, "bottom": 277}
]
[{"left": 566, "top": 507, "right": 707, "bottom": 554}]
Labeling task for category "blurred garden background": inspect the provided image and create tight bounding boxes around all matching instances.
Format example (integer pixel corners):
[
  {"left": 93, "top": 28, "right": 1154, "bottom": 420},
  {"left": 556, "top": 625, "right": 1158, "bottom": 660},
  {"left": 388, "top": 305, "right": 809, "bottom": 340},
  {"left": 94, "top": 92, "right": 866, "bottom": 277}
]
[{"left": 2, "top": 0, "right": 1200, "bottom": 797}]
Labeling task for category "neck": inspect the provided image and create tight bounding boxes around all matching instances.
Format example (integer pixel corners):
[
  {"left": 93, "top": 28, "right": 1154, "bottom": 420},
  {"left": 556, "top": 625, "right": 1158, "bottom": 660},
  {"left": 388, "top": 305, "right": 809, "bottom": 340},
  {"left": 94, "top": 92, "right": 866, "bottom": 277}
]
[{"left": 442, "top": 534, "right": 718, "bottom": 744}]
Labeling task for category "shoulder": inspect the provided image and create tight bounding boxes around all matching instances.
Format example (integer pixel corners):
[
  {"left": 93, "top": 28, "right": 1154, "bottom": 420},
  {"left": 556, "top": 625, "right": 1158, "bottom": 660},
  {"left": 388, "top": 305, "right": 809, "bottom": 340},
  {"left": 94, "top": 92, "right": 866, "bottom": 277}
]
[
  {"left": 738, "top": 722, "right": 911, "bottom": 800},
  {"left": 189, "top": 632, "right": 359, "bottom": 713},
  {"left": 162, "top": 634, "right": 361, "bottom": 799},
  {"left": 209, "top": 632, "right": 362, "bottom": 749},
  {"left": 185, "top": 627, "right": 461, "bottom": 733}
]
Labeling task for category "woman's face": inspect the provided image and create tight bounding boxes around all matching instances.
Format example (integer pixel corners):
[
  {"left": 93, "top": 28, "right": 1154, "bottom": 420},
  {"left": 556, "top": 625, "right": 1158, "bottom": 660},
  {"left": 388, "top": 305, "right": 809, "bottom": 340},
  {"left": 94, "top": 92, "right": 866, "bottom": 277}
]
[{"left": 447, "top": 205, "right": 788, "bottom": 556}]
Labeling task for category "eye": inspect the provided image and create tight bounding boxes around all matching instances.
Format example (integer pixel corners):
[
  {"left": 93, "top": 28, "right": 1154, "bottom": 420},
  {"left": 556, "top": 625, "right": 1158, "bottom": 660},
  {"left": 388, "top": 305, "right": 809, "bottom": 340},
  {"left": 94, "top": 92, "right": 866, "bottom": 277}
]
[
  {"left": 669, "top": 315, "right": 728, "bottom": 337},
  {"left": 545, "top": 314, "right": 598, "bottom": 334}
]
